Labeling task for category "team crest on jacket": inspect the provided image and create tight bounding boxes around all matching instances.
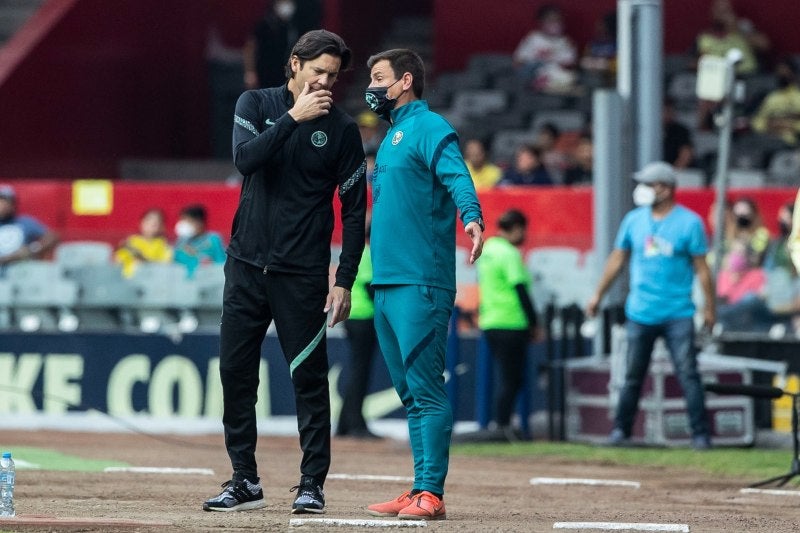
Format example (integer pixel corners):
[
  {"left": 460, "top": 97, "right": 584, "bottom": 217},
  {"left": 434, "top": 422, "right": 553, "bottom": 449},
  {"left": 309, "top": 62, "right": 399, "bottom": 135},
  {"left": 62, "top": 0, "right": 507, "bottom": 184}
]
[
  {"left": 311, "top": 131, "right": 328, "bottom": 147},
  {"left": 392, "top": 131, "right": 404, "bottom": 145}
]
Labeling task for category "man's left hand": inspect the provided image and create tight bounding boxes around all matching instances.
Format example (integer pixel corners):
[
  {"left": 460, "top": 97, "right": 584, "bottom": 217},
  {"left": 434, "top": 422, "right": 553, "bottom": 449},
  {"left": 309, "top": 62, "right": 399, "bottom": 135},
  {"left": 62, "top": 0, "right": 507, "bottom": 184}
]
[
  {"left": 465, "top": 221, "right": 484, "bottom": 264},
  {"left": 324, "top": 286, "right": 351, "bottom": 327}
]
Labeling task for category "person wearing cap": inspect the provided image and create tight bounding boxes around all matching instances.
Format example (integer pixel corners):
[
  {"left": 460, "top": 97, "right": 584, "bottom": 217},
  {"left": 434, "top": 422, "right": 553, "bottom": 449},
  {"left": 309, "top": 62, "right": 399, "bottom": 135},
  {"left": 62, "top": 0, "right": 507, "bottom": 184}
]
[
  {"left": 0, "top": 185, "right": 59, "bottom": 270},
  {"left": 585, "top": 161, "right": 716, "bottom": 450}
]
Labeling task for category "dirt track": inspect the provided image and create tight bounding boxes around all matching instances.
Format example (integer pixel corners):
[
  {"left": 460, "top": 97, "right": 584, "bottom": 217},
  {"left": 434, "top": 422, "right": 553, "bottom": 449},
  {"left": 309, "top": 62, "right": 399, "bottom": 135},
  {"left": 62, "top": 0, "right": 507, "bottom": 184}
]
[{"left": 0, "top": 430, "right": 797, "bottom": 532}]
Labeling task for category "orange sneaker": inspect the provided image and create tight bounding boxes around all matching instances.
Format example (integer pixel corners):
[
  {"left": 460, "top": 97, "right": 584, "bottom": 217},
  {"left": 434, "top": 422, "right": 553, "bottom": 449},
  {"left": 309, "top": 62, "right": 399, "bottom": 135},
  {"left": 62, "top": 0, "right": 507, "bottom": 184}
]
[
  {"left": 366, "top": 490, "right": 417, "bottom": 517},
  {"left": 397, "top": 491, "right": 446, "bottom": 520}
]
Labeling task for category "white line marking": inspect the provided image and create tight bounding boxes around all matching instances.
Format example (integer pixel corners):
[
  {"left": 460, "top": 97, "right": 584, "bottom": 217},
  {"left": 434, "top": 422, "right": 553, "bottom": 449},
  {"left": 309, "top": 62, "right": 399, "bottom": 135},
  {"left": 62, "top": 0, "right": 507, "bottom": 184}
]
[
  {"left": 327, "top": 473, "right": 415, "bottom": 482},
  {"left": 103, "top": 467, "right": 214, "bottom": 475},
  {"left": 740, "top": 487, "right": 800, "bottom": 497},
  {"left": 553, "top": 522, "right": 689, "bottom": 532},
  {"left": 531, "top": 477, "right": 641, "bottom": 488},
  {"left": 289, "top": 518, "right": 427, "bottom": 528}
]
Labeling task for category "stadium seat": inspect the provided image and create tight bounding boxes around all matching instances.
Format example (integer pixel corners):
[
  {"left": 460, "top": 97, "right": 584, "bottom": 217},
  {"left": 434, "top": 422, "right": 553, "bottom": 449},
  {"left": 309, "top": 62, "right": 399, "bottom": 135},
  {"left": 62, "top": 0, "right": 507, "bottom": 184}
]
[
  {"left": 525, "top": 247, "right": 584, "bottom": 310},
  {"left": 70, "top": 263, "right": 138, "bottom": 330},
  {"left": 450, "top": 89, "right": 509, "bottom": 118},
  {"left": 128, "top": 263, "right": 200, "bottom": 333},
  {"left": 675, "top": 169, "right": 706, "bottom": 188},
  {"left": 467, "top": 53, "right": 514, "bottom": 78},
  {"left": 728, "top": 169, "right": 766, "bottom": 188},
  {"left": 667, "top": 71, "right": 697, "bottom": 109},
  {"left": 54, "top": 241, "right": 113, "bottom": 267},
  {"left": 530, "top": 109, "right": 586, "bottom": 133},
  {"left": 767, "top": 150, "right": 800, "bottom": 186},
  {"left": 6, "top": 261, "right": 78, "bottom": 331},
  {"left": 0, "top": 279, "right": 12, "bottom": 330},
  {"left": 193, "top": 263, "right": 225, "bottom": 329},
  {"left": 490, "top": 129, "right": 540, "bottom": 166}
]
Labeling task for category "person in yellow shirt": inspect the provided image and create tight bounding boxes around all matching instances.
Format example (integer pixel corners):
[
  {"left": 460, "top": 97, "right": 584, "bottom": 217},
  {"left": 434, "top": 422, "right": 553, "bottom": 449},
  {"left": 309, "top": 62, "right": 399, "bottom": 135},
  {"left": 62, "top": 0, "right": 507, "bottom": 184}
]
[
  {"left": 751, "top": 59, "right": 800, "bottom": 146},
  {"left": 114, "top": 207, "right": 173, "bottom": 277},
  {"left": 463, "top": 138, "right": 502, "bottom": 190}
]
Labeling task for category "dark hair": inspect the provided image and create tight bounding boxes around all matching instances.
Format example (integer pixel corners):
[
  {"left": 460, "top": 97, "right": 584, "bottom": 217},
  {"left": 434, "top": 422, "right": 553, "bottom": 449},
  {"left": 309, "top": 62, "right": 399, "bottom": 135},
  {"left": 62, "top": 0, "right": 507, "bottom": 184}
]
[
  {"left": 285, "top": 29, "right": 352, "bottom": 79},
  {"left": 367, "top": 48, "right": 425, "bottom": 98},
  {"left": 498, "top": 209, "right": 528, "bottom": 231},
  {"left": 538, "top": 121, "right": 560, "bottom": 138},
  {"left": 537, "top": 4, "right": 561, "bottom": 21},
  {"left": 180, "top": 203, "right": 207, "bottom": 224}
]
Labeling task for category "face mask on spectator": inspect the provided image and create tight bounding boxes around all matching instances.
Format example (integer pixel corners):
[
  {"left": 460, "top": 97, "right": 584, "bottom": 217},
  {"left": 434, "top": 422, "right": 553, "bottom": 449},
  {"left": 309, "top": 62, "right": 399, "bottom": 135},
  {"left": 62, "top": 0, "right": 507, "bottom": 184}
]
[{"left": 175, "top": 220, "right": 197, "bottom": 239}]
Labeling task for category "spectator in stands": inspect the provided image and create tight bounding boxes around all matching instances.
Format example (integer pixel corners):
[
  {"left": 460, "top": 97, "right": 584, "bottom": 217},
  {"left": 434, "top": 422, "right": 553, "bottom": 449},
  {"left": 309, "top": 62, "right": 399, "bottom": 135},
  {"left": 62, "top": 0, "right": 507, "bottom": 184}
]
[
  {"left": 172, "top": 204, "right": 226, "bottom": 278},
  {"left": 242, "top": 1, "right": 322, "bottom": 90},
  {"left": 725, "top": 197, "right": 770, "bottom": 267},
  {"left": 356, "top": 110, "right": 386, "bottom": 155},
  {"left": 477, "top": 209, "right": 539, "bottom": 442},
  {"left": 764, "top": 201, "right": 796, "bottom": 274},
  {"left": 463, "top": 138, "right": 502, "bottom": 190},
  {"left": 695, "top": 0, "right": 770, "bottom": 77},
  {"left": 716, "top": 241, "right": 774, "bottom": 332},
  {"left": 0, "top": 184, "right": 59, "bottom": 272},
  {"left": 694, "top": 0, "right": 771, "bottom": 130},
  {"left": 114, "top": 207, "right": 172, "bottom": 278},
  {"left": 586, "top": 161, "right": 715, "bottom": 450},
  {"left": 563, "top": 133, "right": 593, "bottom": 186},
  {"left": 498, "top": 144, "right": 553, "bottom": 187},
  {"left": 750, "top": 59, "right": 800, "bottom": 147},
  {"left": 663, "top": 96, "right": 694, "bottom": 170},
  {"left": 534, "top": 121, "right": 567, "bottom": 180},
  {"left": 579, "top": 10, "right": 617, "bottom": 88},
  {"left": 336, "top": 211, "right": 381, "bottom": 440},
  {"left": 512, "top": 3, "right": 577, "bottom": 93}
]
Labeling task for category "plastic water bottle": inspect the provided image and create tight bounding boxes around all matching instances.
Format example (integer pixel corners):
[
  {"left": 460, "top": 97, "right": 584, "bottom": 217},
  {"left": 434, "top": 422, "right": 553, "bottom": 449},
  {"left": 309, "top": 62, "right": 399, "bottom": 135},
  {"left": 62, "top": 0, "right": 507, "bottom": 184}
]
[{"left": 0, "top": 452, "right": 15, "bottom": 517}]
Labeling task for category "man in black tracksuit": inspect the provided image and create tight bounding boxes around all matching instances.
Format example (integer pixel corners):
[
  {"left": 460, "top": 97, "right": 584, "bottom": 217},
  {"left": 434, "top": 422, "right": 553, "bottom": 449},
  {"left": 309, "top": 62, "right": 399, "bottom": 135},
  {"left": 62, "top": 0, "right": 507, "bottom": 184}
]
[{"left": 203, "top": 30, "right": 366, "bottom": 515}]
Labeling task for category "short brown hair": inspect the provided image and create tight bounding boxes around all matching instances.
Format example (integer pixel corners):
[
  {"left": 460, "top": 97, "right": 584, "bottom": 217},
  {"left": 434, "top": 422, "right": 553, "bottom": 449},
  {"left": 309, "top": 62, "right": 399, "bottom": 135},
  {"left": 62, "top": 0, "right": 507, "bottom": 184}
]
[
  {"left": 367, "top": 48, "right": 425, "bottom": 98},
  {"left": 285, "top": 29, "right": 352, "bottom": 79}
]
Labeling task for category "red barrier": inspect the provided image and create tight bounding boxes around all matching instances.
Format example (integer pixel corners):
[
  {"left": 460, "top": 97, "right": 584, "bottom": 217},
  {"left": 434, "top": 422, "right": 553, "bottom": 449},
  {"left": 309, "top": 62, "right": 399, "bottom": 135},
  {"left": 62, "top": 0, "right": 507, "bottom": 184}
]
[{"left": 3, "top": 180, "right": 796, "bottom": 255}]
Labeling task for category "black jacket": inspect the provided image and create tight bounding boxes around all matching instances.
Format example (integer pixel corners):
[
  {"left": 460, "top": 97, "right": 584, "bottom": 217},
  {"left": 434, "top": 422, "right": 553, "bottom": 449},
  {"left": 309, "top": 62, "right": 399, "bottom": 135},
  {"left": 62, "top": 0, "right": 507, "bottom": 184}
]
[{"left": 229, "top": 85, "right": 366, "bottom": 289}]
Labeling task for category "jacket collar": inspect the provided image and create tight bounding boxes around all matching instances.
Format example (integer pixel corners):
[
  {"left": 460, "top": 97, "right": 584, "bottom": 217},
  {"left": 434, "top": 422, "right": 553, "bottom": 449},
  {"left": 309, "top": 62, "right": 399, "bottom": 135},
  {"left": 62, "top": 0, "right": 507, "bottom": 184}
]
[{"left": 389, "top": 99, "right": 428, "bottom": 125}]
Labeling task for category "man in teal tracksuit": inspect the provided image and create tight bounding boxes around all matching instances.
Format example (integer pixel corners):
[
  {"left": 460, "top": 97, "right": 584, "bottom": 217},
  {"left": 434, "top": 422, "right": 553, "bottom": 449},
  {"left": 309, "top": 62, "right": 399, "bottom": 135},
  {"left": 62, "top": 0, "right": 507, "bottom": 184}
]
[{"left": 363, "top": 48, "right": 484, "bottom": 521}]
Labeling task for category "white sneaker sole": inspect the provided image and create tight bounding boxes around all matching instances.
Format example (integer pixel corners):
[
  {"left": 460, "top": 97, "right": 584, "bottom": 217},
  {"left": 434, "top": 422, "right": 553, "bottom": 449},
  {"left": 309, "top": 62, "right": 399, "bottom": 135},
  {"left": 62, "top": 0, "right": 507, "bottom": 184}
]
[{"left": 204, "top": 499, "right": 266, "bottom": 512}]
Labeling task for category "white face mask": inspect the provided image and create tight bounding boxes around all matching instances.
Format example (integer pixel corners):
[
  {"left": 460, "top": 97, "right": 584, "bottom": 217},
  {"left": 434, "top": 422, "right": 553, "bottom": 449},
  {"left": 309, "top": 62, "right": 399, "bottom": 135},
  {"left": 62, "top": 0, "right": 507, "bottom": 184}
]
[
  {"left": 632, "top": 183, "right": 656, "bottom": 207},
  {"left": 175, "top": 220, "right": 197, "bottom": 239},
  {"left": 275, "top": 1, "right": 296, "bottom": 20}
]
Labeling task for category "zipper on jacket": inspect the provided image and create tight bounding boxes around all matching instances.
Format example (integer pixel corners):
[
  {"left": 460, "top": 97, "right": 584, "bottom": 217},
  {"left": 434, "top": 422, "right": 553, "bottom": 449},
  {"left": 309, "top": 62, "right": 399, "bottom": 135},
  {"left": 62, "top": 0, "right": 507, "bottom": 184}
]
[{"left": 263, "top": 265, "right": 269, "bottom": 274}]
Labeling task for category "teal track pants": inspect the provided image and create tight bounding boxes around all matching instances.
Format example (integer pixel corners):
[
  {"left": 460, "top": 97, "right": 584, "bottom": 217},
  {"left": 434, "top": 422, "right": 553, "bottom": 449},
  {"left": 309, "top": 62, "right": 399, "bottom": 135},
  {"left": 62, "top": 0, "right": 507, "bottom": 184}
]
[{"left": 373, "top": 284, "right": 455, "bottom": 495}]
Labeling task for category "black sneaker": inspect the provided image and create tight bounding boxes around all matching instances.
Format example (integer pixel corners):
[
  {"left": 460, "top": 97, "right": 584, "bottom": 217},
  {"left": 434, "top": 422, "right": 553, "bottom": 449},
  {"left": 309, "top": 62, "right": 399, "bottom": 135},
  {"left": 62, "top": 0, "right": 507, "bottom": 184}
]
[
  {"left": 290, "top": 476, "right": 325, "bottom": 514},
  {"left": 203, "top": 478, "right": 266, "bottom": 512}
]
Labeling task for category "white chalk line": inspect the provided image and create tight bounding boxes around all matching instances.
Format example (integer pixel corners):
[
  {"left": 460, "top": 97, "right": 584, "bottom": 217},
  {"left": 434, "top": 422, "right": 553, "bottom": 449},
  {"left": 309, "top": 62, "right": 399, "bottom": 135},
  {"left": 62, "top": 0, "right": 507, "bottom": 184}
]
[
  {"left": 289, "top": 518, "right": 427, "bottom": 528},
  {"left": 104, "top": 466, "right": 214, "bottom": 475},
  {"left": 531, "top": 477, "right": 641, "bottom": 489},
  {"left": 553, "top": 522, "right": 689, "bottom": 532},
  {"left": 740, "top": 487, "right": 800, "bottom": 497},
  {"left": 327, "top": 473, "right": 415, "bottom": 483}
]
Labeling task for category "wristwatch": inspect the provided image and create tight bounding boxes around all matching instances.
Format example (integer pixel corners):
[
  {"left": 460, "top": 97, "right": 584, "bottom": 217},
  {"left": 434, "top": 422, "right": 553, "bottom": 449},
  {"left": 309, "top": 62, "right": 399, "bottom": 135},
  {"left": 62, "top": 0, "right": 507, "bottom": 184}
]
[{"left": 471, "top": 217, "right": 485, "bottom": 231}]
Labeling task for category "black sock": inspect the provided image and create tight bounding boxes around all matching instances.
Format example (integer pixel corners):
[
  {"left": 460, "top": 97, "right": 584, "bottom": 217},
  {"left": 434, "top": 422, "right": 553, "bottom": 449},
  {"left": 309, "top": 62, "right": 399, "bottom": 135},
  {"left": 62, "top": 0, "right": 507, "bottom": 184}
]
[
  {"left": 410, "top": 488, "right": 421, "bottom": 495},
  {"left": 430, "top": 492, "right": 443, "bottom": 499}
]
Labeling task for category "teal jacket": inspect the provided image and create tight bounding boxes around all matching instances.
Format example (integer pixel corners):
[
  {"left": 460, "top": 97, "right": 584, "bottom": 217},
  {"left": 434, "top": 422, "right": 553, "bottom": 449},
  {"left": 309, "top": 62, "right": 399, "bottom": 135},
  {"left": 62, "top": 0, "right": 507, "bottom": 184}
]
[{"left": 371, "top": 100, "right": 483, "bottom": 291}]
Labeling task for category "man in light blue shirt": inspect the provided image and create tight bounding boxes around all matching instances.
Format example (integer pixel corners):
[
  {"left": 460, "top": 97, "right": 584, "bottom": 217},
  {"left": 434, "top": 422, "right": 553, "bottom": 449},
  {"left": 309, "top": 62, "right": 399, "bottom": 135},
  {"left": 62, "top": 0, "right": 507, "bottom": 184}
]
[{"left": 586, "top": 161, "right": 716, "bottom": 450}]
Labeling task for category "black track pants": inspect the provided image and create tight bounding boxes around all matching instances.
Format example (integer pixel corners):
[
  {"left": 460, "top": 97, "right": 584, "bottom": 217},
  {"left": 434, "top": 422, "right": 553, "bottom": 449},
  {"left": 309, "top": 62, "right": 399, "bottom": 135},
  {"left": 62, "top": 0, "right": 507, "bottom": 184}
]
[{"left": 219, "top": 257, "right": 330, "bottom": 484}]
